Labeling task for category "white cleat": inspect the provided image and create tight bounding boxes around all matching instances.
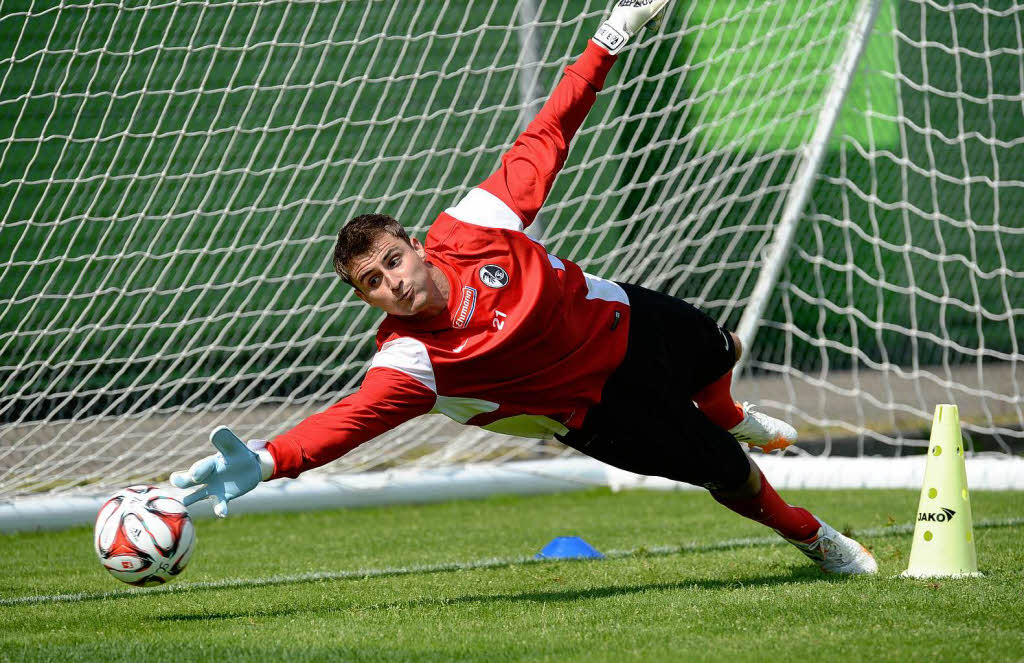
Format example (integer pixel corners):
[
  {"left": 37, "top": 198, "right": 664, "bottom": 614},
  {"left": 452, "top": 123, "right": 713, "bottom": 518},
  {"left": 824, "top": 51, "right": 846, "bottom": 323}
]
[
  {"left": 728, "top": 402, "right": 798, "bottom": 452},
  {"left": 787, "top": 518, "right": 879, "bottom": 575}
]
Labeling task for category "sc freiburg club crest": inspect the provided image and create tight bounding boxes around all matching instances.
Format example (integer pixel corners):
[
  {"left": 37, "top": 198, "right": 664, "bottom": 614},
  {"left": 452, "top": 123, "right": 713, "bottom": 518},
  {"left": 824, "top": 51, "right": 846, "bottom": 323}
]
[{"left": 479, "top": 264, "right": 509, "bottom": 289}]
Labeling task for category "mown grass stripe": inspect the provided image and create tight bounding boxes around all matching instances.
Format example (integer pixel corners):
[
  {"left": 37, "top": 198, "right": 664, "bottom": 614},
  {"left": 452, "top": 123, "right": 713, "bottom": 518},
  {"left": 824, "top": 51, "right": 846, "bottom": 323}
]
[{"left": 4, "top": 516, "right": 1021, "bottom": 608}]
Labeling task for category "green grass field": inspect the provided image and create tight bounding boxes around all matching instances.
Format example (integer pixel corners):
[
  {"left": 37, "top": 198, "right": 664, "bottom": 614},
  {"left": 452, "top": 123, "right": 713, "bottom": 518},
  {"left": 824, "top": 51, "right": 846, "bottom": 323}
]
[{"left": 2, "top": 488, "right": 1023, "bottom": 662}]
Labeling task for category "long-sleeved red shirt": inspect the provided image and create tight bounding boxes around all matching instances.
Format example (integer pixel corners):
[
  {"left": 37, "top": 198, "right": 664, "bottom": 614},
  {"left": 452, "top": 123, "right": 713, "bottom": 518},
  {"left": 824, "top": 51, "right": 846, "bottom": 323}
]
[{"left": 268, "top": 42, "right": 630, "bottom": 480}]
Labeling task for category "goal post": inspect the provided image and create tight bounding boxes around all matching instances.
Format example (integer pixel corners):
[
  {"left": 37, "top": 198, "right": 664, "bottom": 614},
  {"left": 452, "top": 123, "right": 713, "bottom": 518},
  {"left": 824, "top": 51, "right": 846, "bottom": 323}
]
[
  {"left": 1, "top": 0, "right": 1021, "bottom": 527},
  {"left": 735, "top": 0, "right": 885, "bottom": 369}
]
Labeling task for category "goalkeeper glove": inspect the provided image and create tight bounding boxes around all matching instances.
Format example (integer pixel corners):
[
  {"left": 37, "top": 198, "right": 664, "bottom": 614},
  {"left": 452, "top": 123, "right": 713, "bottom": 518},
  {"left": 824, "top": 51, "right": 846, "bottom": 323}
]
[
  {"left": 170, "top": 426, "right": 275, "bottom": 517},
  {"left": 594, "top": 0, "right": 675, "bottom": 55}
]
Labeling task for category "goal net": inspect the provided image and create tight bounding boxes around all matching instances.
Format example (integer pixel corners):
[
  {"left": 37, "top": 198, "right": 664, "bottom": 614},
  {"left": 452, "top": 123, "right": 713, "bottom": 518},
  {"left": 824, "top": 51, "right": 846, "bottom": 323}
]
[{"left": 2, "top": 0, "right": 1021, "bottom": 503}]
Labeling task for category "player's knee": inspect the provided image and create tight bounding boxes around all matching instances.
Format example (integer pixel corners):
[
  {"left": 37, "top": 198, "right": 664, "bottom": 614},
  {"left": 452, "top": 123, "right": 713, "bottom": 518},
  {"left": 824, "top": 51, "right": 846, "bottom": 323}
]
[{"left": 709, "top": 455, "right": 760, "bottom": 500}]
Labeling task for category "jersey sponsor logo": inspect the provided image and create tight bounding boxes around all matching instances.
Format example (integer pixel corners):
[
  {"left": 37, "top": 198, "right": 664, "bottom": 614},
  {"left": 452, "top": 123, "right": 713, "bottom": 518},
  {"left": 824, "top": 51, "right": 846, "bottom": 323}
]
[
  {"left": 478, "top": 264, "right": 509, "bottom": 289},
  {"left": 453, "top": 286, "right": 478, "bottom": 329}
]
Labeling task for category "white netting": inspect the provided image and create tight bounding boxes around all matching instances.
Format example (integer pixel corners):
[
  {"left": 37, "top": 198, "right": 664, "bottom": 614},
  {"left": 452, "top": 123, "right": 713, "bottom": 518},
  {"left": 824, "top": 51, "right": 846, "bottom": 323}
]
[
  {"left": 738, "top": 0, "right": 1024, "bottom": 455},
  {"left": 1, "top": 0, "right": 1020, "bottom": 499}
]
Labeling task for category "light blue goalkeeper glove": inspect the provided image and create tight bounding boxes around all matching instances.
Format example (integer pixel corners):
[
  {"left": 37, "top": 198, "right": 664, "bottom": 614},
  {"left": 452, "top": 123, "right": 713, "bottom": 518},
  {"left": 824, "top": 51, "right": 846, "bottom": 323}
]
[
  {"left": 170, "top": 426, "right": 275, "bottom": 517},
  {"left": 594, "top": 0, "right": 675, "bottom": 55}
]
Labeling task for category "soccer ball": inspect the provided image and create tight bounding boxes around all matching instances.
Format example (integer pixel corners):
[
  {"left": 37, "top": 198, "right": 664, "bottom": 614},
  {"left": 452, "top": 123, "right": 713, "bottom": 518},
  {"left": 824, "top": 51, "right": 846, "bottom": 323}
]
[{"left": 94, "top": 485, "right": 196, "bottom": 586}]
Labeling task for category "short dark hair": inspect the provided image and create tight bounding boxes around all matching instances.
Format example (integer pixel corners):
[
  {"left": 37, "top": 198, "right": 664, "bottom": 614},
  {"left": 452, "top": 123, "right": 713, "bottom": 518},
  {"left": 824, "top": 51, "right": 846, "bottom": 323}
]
[{"left": 333, "top": 213, "right": 411, "bottom": 285}]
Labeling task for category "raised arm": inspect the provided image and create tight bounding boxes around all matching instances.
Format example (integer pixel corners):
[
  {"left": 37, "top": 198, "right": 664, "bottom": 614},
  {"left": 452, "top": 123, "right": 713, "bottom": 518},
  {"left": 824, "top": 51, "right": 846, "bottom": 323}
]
[
  {"left": 478, "top": 41, "right": 617, "bottom": 228},
  {"left": 478, "top": 0, "right": 674, "bottom": 227}
]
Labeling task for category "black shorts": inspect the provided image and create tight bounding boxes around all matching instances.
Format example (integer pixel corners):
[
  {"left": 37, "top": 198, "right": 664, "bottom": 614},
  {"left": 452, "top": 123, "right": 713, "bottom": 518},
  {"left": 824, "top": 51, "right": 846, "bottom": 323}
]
[{"left": 557, "top": 282, "right": 750, "bottom": 491}]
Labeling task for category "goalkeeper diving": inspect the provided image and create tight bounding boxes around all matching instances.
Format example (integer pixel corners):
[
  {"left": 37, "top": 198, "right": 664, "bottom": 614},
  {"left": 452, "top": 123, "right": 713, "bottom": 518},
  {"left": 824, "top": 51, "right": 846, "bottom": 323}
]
[{"left": 172, "top": 0, "right": 877, "bottom": 575}]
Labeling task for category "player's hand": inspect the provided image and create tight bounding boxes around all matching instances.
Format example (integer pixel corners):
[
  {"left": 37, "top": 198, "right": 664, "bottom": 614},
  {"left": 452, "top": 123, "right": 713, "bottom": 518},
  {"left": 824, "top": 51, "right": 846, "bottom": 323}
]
[
  {"left": 170, "top": 426, "right": 271, "bottom": 517},
  {"left": 594, "top": 0, "right": 675, "bottom": 55}
]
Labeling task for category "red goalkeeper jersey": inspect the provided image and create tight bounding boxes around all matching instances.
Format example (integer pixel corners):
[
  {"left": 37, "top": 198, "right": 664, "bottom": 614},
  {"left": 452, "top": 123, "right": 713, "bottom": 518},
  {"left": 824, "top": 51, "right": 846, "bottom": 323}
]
[{"left": 268, "top": 42, "right": 630, "bottom": 479}]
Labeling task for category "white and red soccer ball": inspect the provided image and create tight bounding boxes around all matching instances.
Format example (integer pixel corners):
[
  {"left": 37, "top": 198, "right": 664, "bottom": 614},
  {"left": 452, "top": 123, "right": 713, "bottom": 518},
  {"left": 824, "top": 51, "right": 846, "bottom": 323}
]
[{"left": 93, "top": 485, "right": 195, "bottom": 586}]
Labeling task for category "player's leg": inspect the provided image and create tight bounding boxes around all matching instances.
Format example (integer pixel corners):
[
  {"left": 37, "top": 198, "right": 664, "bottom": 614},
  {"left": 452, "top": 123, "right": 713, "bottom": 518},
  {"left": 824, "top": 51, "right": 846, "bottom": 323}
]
[
  {"left": 603, "top": 284, "right": 875, "bottom": 573},
  {"left": 672, "top": 418, "right": 879, "bottom": 575},
  {"left": 690, "top": 329, "right": 743, "bottom": 422},
  {"left": 710, "top": 454, "right": 878, "bottom": 574},
  {"left": 690, "top": 331, "right": 797, "bottom": 452},
  {"left": 580, "top": 282, "right": 875, "bottom": 573},
  {"left": 691, "top": 356, "right": 744, "bottom": 429},
  {"left": 566, "top": 390, "right": 875, "bottom": 574},
  {"left": 613, "top": 283, "right": 796, "bottom": 450}
]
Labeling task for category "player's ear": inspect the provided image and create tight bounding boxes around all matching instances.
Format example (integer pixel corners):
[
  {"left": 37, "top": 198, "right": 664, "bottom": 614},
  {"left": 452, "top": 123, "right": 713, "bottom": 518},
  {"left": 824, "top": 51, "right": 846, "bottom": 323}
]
[
  {"left": 353, "top": 288, "right": 370, "bottom": 305},
  {"left": 409, "top": 236, "right": 426, "bottom": 258}
]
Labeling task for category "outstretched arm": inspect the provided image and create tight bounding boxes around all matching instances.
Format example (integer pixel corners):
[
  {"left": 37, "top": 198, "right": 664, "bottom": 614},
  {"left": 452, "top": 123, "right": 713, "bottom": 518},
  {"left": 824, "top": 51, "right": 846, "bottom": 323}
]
[
  {"left": 266, "top": 368, "right": 435, "bottom": 479},
  {"left": 171, "top": 365, "right": 436, "bottom": 515},
  {"left": 478, "top": 0, "right": 674, "bottom": 228}
]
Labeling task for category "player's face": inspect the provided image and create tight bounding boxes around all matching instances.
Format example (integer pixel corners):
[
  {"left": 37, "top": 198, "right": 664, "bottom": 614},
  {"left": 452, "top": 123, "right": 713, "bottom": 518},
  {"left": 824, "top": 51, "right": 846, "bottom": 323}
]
[{"left": 349, "top": 233, "right": 445, "bottom": 318}]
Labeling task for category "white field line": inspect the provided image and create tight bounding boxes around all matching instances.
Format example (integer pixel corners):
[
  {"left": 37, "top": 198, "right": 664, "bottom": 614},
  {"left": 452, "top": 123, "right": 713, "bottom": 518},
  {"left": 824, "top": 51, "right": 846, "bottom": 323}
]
[{"left": 3, "top": 517, "right": 1022, "bottom": 608}]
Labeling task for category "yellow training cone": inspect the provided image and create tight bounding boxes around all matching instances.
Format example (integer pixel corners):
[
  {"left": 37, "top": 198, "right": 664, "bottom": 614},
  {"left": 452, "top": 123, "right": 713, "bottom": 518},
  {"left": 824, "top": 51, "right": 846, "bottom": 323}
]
[{"left": 901, "top": 404, "right": 982, "bottom": 578}]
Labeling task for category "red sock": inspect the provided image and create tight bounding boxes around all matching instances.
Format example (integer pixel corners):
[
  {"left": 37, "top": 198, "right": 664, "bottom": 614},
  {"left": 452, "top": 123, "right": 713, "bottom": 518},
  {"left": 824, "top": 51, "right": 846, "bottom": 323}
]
[
  {"left": 693, "top": 370, "right": 744, "bottom": 429},
  {"left": 712, "top": 473, "right": 820, "bottom": 541}
]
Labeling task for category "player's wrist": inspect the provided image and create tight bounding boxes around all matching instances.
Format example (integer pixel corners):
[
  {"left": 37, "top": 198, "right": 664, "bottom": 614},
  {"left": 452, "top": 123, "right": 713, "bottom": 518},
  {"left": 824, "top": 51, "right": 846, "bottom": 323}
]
[
  {"left": 245, "top": 439, "right": 276, "bottom": 481},
  {"left": 593, "top": 21, "right": 629, "bottom": 55}
]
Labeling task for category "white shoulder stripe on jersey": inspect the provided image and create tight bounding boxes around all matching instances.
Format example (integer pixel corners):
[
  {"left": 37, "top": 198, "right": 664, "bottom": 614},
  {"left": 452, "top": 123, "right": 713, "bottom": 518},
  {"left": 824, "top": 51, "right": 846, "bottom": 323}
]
[
  {"left": 582, "top": 271, "right": 629, "bottom": 305},
  {"left": 526, "top": 234, "right": 565, "bottom": 270},
  {"left": 369, "top": 337, "right": 437, "bottom": 393},
  {"left": 445, "top": 188, "right": 524, "bottom": 232}
]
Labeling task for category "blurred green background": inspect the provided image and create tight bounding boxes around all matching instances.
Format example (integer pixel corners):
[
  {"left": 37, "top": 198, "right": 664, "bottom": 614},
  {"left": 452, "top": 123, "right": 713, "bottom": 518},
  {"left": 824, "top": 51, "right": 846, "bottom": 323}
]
[{"left": 1, "top": 0, "right": 1020, "bottom": 424}]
